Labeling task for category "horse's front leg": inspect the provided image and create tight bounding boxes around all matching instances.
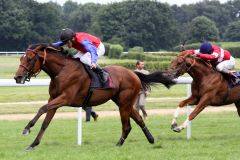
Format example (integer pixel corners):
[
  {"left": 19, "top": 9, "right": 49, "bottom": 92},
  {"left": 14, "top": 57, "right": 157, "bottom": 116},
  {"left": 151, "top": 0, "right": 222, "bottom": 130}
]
[
  {"left": 23, "top": 95, "right": 68, "bottom": 149},
  {"left": 22, "top": 103, "right": 49, "bottom": 135},
  {"left": 22, "top": 96, "right": 66, "bottom": 135},
  {"left": 173, "top": 95, "right": 209, "bottom": 133},
  {"left": 26, "top": 109, "right": 57, "bottom": 150},
  {"left": 171, "top": 95, "right": 198, "bottom": 130}
]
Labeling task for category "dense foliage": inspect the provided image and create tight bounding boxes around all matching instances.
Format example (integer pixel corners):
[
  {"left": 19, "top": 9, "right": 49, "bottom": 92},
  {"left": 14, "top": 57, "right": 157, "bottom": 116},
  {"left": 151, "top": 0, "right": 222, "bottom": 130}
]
[{"left": 1, "top": 0, "right": 240, "bottom": 51}]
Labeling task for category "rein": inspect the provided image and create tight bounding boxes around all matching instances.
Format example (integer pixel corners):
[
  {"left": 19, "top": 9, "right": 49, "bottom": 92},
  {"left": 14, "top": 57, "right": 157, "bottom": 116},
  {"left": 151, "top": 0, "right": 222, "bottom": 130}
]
[
  {"left": 19, "top": 47, "right": 61, "bottom": 81},
  {"left": 177, "top": 55, "right": 196, "bottom": 72}
]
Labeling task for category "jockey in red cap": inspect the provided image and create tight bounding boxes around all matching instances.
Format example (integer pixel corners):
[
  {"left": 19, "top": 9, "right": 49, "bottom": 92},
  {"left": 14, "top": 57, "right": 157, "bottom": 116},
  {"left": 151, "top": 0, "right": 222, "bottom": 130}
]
[{"left": 187, "top": 42, "right": 239, "bottom": 82}]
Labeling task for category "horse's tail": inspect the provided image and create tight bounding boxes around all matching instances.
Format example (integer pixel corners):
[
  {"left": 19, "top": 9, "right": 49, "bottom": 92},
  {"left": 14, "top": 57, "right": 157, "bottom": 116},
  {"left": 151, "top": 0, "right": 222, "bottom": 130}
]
[{"left": 134, "top": 71, "right": 176, "bottom": 90}]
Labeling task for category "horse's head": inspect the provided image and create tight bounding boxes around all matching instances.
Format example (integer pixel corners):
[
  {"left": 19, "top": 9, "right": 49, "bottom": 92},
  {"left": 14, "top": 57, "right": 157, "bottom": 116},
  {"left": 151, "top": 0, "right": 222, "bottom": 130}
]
[
  {"left": 14, "top": 44, "right": 61, "bottom": 84},
  {"left": 168, "top": 51, "right": 196, "bottom": 78}
]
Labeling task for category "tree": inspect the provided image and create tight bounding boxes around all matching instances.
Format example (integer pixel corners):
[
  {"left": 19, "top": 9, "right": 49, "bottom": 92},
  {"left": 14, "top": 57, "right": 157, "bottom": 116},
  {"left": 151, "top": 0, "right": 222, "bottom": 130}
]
[
  {"left": 0, "top": 0, "right": 64, "bottom": 50},
  {"left": 224, "top": 21, "right": 240, "bottom": 41},
  {"left": 97, "top": 0, "right": 180, "bottom": 51},
  {"left": 195, "top": 0, "right": 232, "bottom": 38},
  {"left": 225, "top": 0, "right": 240, "bottom": 21},
  {"left": 67, "top": 3, "right": 101, "bottom": 33},
  {"left": 0, "top": 0, "right": 32, "bottom": 50},
  {"left": 28, "top": 2, "right": 64, "bottom": 43},
  {"left": 187, "top": 16, "right": 219, "bottom": 43}
]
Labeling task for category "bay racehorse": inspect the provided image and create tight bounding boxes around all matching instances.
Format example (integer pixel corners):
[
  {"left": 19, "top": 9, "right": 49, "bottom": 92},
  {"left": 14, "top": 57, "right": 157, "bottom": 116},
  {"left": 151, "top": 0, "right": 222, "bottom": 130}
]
[
  {"left": 14, "top": 44, "right": 175, "bottom": 150},
  {"left": 168, "top": 51, "right": 240, "bottom": 132}
]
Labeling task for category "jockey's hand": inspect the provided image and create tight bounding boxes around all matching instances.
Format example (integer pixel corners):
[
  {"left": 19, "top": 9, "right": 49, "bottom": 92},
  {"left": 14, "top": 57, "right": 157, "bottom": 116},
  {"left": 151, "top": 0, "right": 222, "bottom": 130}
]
[{"left": 91, "top": 63, "right": 97, "bottom": 69}]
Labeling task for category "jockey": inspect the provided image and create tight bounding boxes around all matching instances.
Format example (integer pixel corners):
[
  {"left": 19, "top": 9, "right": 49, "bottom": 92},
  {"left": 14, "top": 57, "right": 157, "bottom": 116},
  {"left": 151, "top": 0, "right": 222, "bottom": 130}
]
[
  {"left": 187, "top": 42, "right": 239, "bottom": 80},
  {"left": 52, "top": 28, "right": 108, "bottom": 82}
]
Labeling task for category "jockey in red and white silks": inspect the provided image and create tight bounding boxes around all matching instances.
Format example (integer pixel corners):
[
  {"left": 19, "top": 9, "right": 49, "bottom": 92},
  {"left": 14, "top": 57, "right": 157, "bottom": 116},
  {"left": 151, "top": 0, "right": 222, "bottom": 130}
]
[{"left": 187, "top": 42, "right": 235, "bottom": 76}]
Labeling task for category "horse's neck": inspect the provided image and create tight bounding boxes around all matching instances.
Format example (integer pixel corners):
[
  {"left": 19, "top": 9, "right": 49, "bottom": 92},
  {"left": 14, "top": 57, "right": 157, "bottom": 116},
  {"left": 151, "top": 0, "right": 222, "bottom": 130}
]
[
  {"left": 188, "top": 63, "right": 216, "bottom": 82},
  {"left": 42, "top": 54, "right": 71, "bottom": 79},
  {"left": 42, "top": 53, "right": 84, "bottom": 79}
]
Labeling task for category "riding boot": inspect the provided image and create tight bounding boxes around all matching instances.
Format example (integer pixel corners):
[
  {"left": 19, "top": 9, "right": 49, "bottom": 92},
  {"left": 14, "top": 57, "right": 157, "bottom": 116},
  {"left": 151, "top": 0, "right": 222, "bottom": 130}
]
[
  {"left": 91, "top": 112, "right": 99, "bottom": 121},
  {"left": 94, "top": 66, "right": 109, "bottom": 82},
  {"left": 228, "top": 72, "right": 240, "bottom": 84}
]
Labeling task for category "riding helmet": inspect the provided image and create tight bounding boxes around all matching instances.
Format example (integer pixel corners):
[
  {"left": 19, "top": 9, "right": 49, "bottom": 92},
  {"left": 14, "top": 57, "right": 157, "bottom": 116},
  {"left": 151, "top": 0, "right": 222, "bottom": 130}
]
[
  {"left": 199, "top": 42, "right": 213, "bottom": 54},
  {"left": 60, "top": 28, "right": 76, "bottom": 43}
]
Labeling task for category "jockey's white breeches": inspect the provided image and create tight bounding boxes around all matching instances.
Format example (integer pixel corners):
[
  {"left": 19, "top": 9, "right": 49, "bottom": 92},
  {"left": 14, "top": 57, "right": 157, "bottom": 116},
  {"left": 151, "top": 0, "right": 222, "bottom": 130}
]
[
  {"left": 216, "top": 56, "right": 235, "bottom": 72},
  {"left": 73, "top": 42, "right": 105, "bottom": 66}
]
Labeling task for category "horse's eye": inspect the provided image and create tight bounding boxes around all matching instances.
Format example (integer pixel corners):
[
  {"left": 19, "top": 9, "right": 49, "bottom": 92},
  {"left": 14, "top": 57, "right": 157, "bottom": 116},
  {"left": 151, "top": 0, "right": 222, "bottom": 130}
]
[
  {"left": 177, "top": 62, "right": 182, "bottom": 66},
  {"left": 27, "top": 57, "right": 31, "bottom": 62}
]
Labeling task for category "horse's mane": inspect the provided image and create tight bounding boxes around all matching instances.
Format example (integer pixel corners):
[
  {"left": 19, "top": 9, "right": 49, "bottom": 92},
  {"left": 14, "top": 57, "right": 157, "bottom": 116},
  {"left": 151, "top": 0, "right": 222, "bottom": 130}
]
[
  {"left": 28, "top": 43, "right": 48, "bottom": 50},
  {"left": 28, "top": 43, "right": 69, "bottom": 57},
  {"left": 178, "top": 51, "right": 215, "bottom": 71}
]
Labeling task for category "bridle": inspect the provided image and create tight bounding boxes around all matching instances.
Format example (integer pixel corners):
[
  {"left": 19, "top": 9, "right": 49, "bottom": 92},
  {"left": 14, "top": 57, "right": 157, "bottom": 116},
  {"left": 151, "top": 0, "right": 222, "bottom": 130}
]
[
  {"left": 19, "top": 48, "right": 47, "bottom": 81},
  {"left": 176, "top": 55, "right": 196, "bottom": 72}
]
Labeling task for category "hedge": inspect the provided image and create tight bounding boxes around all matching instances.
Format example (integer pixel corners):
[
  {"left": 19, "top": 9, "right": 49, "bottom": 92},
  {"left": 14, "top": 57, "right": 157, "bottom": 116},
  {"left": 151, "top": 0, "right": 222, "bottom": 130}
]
[
  {"left": 120, "top": 52, "right": 177, "bottom": 61},
  {"left": 108, "top": 44, "right": 123, "bottom": 58},
  {"left": 98, "top": 59, "right": 171, "bottom": 71}
]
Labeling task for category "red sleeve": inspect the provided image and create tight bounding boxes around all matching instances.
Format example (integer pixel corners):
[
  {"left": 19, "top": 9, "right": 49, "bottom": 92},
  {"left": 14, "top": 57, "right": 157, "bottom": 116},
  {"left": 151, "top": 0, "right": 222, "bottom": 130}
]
[{"left": 197, "top": 53, "right": 216, "bottom": 60}]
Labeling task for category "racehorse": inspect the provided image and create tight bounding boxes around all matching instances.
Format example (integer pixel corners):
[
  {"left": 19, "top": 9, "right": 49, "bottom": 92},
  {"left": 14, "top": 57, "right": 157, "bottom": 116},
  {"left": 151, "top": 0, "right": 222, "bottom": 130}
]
[
  {"left": 14, "top": 43, "right": 175, "bottom": 150},
  {"left": 168, "top": 51, "right": 240, "bottom": 132}
]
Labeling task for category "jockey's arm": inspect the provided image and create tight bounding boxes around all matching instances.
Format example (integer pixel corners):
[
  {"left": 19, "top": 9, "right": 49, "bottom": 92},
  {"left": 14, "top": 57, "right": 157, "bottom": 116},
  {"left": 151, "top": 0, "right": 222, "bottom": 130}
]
[
  {"left": 187, "top": 49, "right": 200, "bottom": 55},
  {"left": 52, "top": 41, "right": 65, "bottom": 47},
  {"left": 81, "top": 40, "right": 98, "bottom": 64},
  {"left": 197, "top": 52, "right": 218, "bottom": 60}
]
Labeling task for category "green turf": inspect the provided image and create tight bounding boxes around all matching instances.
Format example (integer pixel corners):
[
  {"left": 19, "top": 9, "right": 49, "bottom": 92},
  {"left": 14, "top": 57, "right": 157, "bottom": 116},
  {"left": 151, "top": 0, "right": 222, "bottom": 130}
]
[
  {"left": 0, "top": 112, "right": 239, "bottom": 160},
  {"left": 0, "top": 84, "right": 186, "bottom": 101},
  {"left": 0, "top": 84, "right": 185, "bottom": 114}
]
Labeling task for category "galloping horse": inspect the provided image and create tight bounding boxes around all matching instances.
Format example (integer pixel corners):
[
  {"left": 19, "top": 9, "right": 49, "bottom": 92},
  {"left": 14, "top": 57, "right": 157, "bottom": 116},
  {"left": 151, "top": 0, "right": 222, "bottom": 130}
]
[
  {"left": 14, "top": 44, "right": 175, "bottom": 150},
  {"left": 168, "top": 51, "right": 240, "bottom": 132}
]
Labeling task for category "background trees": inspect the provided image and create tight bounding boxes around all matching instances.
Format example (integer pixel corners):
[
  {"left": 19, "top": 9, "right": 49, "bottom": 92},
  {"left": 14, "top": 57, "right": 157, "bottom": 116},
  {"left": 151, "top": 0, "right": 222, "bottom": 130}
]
[
  {"left": 187, "top": 16, "right": 219, "bottom": 42},
  {"left": 224, "top": 21, "right": 240, "bottom": 41},
  {"left": 97, "top": 1, "right": 179, "bottom": 51},
  {"left": 0, "top": 0, "right": 240, "bottom": 51}
]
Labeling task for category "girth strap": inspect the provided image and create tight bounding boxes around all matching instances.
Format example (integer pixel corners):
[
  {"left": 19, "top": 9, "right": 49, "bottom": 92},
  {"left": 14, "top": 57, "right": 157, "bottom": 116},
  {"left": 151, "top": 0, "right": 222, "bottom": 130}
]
[{"left": 81, "top": 88, "right": 94, "bottom": 108}]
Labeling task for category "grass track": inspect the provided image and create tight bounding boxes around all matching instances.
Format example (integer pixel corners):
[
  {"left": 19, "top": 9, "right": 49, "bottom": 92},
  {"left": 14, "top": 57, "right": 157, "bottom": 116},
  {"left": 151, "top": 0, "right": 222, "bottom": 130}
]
[{"left": 0, "top": 112, "right": 240, "bottom": 160}]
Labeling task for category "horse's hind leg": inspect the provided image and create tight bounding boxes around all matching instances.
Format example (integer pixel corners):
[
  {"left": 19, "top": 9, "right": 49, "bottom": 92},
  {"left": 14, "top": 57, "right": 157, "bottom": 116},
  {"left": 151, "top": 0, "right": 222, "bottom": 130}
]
[
  {"left": 234, "top": 101, "right": 240, "bottom": 117},
  {"left": 116, "top": 108, "right": 132, "bottom": 146},
  {"left": 130, "top": 109, "right": 154, "bottom": 144},
  {"left": 26, "top": 109, "right": 57, "bottom": 150}
]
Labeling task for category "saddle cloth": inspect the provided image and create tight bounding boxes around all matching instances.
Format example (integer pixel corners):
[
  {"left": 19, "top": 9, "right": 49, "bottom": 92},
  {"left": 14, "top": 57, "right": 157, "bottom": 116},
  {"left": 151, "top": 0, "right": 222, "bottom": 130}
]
[
  {"left": 228, "top": 71, "right": 240, "bottom": 88},
  {"left": 83, "top": 64, "right": 113, "bottom": 89}
]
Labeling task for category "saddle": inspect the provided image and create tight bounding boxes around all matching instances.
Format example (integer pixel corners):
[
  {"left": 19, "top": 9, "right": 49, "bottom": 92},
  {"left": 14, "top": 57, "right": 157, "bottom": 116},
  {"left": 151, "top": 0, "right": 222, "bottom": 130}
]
[
  {"left": 82, "top": 64, "right": 114, "bottom": 89},
  {"left": 222, "top": 71, "right": 240, "bottom": 88}
]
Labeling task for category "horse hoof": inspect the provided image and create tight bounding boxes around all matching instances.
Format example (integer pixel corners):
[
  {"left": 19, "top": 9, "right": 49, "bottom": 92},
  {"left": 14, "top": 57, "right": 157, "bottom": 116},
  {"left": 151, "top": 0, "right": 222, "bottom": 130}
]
[
  {"left": 22, "top": 128, "right": 30, "bottom": 135},
  {"left": 149, "top": 137, "right": 154, "bottom": 144},
  {"left": 172, "top": 127, "right": 181, "bottom": 133},
  {"left": 116, "top": 137, "right": 125, "bottom": 146},
  {"left": 171, "top": 123, "right": 178, "bottom": 130},
  {"left": 116, "top": 142, "right": 123, "bottom": 147},
  {"left": 25, "top": 146, "right": 34, "bottom": 151}
]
